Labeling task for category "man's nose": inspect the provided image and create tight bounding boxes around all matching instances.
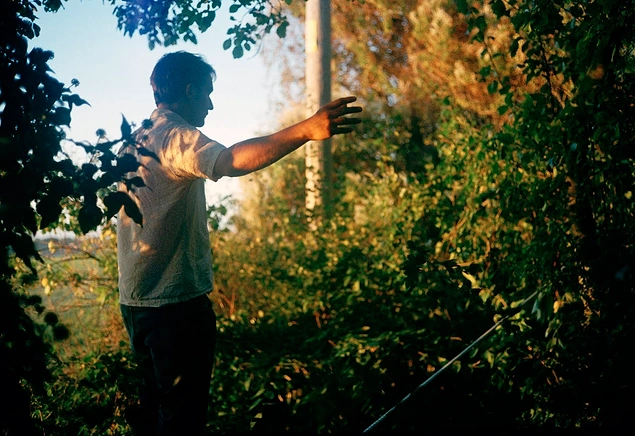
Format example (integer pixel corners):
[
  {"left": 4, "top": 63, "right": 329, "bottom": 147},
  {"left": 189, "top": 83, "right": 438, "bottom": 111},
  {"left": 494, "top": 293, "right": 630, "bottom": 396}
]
[{"left": 208, "top": 99, "right": 214, "bottom": 110}]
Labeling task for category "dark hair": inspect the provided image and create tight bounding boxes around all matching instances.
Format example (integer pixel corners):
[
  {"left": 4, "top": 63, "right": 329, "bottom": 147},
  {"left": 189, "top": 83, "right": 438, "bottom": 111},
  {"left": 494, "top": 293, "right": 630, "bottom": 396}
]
[{"left": 150, "top": 51, "right": 216, "bottom": 105}]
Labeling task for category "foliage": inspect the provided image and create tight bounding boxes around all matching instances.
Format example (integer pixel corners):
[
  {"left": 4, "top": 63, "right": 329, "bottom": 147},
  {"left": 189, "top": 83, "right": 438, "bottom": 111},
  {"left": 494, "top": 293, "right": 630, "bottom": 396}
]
[
  {"left": 207, "top": 128, "right": 519, "bottom": 432},
  {"left": 463, "top": 0, "right": 635, "bottom": 426},
  {"left": 1, "top": 1, "right": 144, "bottom": 433},
  {"left": 5, "top": 0, "right": 635, "bottom": 433},
  {"left": 223, "top": 0, "right": 635, "bottom": 430},
  {"left": 109, "top": 0, "right": 293, "bottom": 55},
  {"left": 20, "top": 232, "right": 137, "bottom": 435},
  {"left": 0, "top": 0, "right": 296, "bottom": 433},
  {"left": 32, "top": 347, "right": 139, "bottom": 436}
]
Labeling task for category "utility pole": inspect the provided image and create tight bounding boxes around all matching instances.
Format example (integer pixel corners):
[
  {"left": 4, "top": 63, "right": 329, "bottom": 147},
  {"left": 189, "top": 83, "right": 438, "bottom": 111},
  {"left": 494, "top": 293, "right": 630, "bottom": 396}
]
[{"left": 305, "top": 0, "right": 332, "bottom": 229}]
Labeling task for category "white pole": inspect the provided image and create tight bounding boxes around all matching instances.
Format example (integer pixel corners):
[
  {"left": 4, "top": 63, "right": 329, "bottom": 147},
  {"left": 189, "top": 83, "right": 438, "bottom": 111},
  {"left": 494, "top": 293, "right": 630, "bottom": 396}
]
[{"left": 305, "top": 0, "right": 332, "bottom": 228}]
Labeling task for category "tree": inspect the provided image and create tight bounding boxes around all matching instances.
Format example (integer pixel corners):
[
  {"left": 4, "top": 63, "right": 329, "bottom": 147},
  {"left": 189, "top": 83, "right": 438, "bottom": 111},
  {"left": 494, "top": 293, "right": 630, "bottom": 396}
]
[
  {"left": 125, "top": 0, "right": 635, "bottom": 427},
  {"left": 109, "top": 0, "right": 292, "bottom": 54},
  {"left": 0, "top": 1, "right": 297, "bottom": 433},
  {"left": 466, "top": 0, "right": 635, "bottom": 425},
  {"left": 6, "top": 0, "right": 635, "bottom": 432},
  {"left": 223, "top": 0, "right": 635, "bottom": 428},
  {"left": 0, "top": 1, "right": 148, "bottom": 432}
]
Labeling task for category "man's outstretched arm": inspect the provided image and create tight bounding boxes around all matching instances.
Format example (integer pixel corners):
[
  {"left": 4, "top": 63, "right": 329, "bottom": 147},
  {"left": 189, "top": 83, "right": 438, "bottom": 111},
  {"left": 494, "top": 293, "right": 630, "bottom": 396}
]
[{"left": 212, "top": 96, "right": 362, "bottom": 178}]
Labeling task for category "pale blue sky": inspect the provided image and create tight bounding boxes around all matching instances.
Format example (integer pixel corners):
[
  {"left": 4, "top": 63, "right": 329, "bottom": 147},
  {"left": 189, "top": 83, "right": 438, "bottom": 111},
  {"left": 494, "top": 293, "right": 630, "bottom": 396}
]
[{"left": 33, "top": 0, "right": 285, "bottom": 203}]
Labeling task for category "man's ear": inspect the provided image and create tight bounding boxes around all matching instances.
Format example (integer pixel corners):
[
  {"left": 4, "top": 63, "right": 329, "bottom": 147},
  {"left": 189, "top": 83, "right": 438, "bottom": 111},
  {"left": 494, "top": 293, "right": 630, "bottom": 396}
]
[{"left": 185, "top": 83, "right": 196, "bottom": 99}]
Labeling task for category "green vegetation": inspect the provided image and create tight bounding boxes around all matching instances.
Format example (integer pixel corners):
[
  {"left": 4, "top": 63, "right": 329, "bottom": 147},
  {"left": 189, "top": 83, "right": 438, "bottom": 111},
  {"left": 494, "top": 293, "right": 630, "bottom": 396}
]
[{"left": 2, "top": 0, "right": 635, "bottom": 434}]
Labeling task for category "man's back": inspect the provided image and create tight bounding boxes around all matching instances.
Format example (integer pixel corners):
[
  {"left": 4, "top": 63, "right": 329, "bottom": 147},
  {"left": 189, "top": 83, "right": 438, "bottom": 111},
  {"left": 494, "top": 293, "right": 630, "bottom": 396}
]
[{"left": 117, "top": 107, "right": 224, "bottom": 307}]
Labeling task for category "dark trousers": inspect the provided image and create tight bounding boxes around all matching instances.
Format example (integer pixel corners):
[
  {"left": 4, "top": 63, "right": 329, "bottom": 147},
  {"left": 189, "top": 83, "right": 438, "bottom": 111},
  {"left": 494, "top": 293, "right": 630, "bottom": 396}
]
[{"left": 120, "top": 294, "right": 216, "bottom": 436}]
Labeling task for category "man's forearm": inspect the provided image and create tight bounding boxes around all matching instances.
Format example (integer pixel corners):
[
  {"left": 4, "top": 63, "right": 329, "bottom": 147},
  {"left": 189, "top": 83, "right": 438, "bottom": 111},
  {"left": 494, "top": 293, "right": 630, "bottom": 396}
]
[
  {"left": 212, "top": 96, "right": 362, "bottom": 179},
  {"left": 215, "top": 121, "right": 312, "bottom": 177}
]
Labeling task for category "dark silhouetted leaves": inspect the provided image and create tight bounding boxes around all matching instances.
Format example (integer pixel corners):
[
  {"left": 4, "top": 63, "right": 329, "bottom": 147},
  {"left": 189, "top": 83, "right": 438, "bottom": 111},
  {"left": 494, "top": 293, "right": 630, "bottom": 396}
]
[
  {"left": 52, "top": 324, "right": 70, "bottom": 341},
  {"left": 116, "top": 153, "right": 140, "bottom": 175},
  {"left": 81, "top": 163, "right": 99, "bottom": 178},
  {"left": 78, "top": 203, "right": 104, "bottom": 234},
  {"left": 136, "top": 146, "right": 160, "bottom": 162},
  {"left": 51, "top": 107, "right": 72, "bottom": 126},
  {"left": 62, "top": 93, "right": 90, "bottom": 109},
  {"left": 43, "top": 312, "right": 59, "bottom": 326},
  {"left": 103, "top": 191, "right": 142, "bottom": 225},
  {"left": 37, "top": 195, "right": 63, "bottom": 229},
  {"left": 120, "top": 115, "right": 132, "bottom": 139},
  {"left": 123, "top": 176, "right": 145, "bottom": 190}
]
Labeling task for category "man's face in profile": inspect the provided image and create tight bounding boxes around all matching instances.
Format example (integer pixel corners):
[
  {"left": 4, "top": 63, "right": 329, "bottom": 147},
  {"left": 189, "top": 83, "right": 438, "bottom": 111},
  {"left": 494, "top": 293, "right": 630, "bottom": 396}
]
[{"left": 185, "top": 75, "right": 214, "bottom": 127}]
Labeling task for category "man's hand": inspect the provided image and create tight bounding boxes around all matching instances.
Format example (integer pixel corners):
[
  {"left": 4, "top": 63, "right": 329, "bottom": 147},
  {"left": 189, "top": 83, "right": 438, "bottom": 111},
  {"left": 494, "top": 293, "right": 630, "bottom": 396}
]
[{"left": 307, "top": 96, "right": 363, "bottom": 141}]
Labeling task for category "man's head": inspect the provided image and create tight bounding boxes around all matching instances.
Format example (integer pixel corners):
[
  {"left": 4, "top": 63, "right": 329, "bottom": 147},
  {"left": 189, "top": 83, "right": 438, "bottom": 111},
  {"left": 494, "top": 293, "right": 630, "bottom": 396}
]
[{"left": 151, "top": 51, "right": 216, "bottom": 127}]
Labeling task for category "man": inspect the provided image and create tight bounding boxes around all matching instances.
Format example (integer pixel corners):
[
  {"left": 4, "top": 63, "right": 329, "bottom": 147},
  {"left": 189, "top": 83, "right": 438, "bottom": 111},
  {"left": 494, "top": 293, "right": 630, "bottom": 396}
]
[{"left": 117, "top": 51, "right": 362, "bottom": 435}]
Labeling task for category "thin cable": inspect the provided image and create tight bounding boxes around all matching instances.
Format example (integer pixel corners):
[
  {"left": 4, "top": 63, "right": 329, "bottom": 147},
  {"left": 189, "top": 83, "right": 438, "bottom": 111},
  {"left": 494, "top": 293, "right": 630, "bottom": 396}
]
[{"left": 363, "top": 291, "right": 539, "bottom": 433}]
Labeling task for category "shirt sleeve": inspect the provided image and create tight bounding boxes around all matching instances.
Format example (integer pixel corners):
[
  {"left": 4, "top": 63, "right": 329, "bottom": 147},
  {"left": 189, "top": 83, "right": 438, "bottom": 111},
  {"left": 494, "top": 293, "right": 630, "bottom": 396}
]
[{"left": 162, "top": 125, "right": 226, "bottom": 181}]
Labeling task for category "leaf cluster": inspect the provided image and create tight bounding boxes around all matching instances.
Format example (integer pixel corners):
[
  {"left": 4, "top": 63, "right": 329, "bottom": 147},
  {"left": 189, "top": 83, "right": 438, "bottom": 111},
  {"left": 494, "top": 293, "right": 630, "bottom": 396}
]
[
  {"left": 215, "top": 0, "right": 635, "bottom": 430},
  {"left": 1, "top": 2, "right": 149, "bottom": 433},
  {"left": 5, "top": 0, "right": 635, "bottom": 432},
  {"left": 110, "top": 0, "right": 292, "bottom": 56}
]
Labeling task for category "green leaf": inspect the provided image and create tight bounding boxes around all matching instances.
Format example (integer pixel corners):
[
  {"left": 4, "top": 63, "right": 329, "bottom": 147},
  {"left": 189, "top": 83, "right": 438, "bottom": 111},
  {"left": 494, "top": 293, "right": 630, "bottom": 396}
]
[
  {"left": 478, "top": 66, "right": 491, "bottom": 78},
  {"left": 53, "top": 324, "right": 70, "bottom": 341},
  {"left": 232, "top": 44, "right": 244, "bottom": 59},
  {"left": 43, "top": 312, "right": 59, "bottom": 326},
  {"left": 490, "top": 0, "right": 507, "bottom": 17},
  {"left": 223, "top": 38, "right": 232, "bottom": 50},
  {"left": 81, "top": 163, "right": 99, "bottom": 178},
  {"left": 8, "top": 232, "right": 41, "bottom": 273},
  {"left": 455, "top": 0, "right": 469, "bottom": 14},
  {"left": 229, "top": 4, "right": 241, "bottom": 13},
  {"left": 123, "top": 197, "right": 143, "bottom": 226},
  {"left": 510, "top": 38, "right": 520, "bottom": 57},
  {"left": 276, "top": 21, "right": 289, "bottom": 39},
  {"left": 487, "top": 81, "right": 498, "bottom": 94},
  {"left": 103, "top": 191, "right": 142, "bottom": 225}
]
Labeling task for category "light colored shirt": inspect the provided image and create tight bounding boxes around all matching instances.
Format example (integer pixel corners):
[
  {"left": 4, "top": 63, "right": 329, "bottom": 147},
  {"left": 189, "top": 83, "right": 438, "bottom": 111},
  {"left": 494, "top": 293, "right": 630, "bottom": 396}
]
[{"left": 117, "top": 108, "right": 225, "bottom": 307}]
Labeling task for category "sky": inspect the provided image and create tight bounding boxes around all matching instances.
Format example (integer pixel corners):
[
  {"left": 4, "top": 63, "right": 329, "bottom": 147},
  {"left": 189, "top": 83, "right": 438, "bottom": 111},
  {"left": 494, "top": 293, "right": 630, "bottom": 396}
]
[{"left": 32, "top": 0, "right": 285, "bottom": 204}]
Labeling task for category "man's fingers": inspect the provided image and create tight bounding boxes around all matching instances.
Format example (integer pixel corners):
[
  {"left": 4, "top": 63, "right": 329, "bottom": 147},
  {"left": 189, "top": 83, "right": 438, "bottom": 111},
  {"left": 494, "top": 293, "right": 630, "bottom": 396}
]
[
  {"left": 330, "top": 116, "right": 361, "bottom": 136},
  {"left": 317, "top": 96, "right": 362, "bottom": 137},
  {"left": 332, "top": 126, "right": 355, "bottom": 135},
  {"left": 333, "top": 96, "right": 357, "bottom": 106},
  {"left": 330, "top": 105, "right": 362, "bottom": 121},
  {"left": 324, "top": 96, "right": 360, "bottom": 111},
  {"left": 334, "top": 116, "right": 361, "bottom": 125},
  {"left": 338, "top": 105, "right": 363, "bottom": 115}
]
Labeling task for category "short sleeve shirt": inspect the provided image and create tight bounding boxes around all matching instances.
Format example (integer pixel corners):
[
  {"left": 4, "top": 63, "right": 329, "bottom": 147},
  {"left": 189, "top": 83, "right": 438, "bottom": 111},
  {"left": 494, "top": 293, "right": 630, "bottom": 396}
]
[{"left": 117, "top": 108, "right": 225, "bottom": 307}]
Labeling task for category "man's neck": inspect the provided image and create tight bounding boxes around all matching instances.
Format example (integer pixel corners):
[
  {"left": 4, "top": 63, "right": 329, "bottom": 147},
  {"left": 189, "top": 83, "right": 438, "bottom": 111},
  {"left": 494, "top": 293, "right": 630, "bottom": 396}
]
[{"left": 158, "top": 102, "right": 193, "bottom": 125}]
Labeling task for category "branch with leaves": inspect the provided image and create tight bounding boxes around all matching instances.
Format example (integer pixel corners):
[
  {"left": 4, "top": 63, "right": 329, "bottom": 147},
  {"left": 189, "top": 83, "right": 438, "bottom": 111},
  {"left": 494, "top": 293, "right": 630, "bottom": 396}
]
[{"left": 110, "top": 0, "right": 294, "bottom": 57}]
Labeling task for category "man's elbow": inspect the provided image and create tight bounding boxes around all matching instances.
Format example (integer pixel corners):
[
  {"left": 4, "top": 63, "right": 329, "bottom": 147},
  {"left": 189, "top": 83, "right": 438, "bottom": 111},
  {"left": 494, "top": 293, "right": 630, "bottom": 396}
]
[{"left": 213, "top": 149, "right": 249, "bottom": 178}]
